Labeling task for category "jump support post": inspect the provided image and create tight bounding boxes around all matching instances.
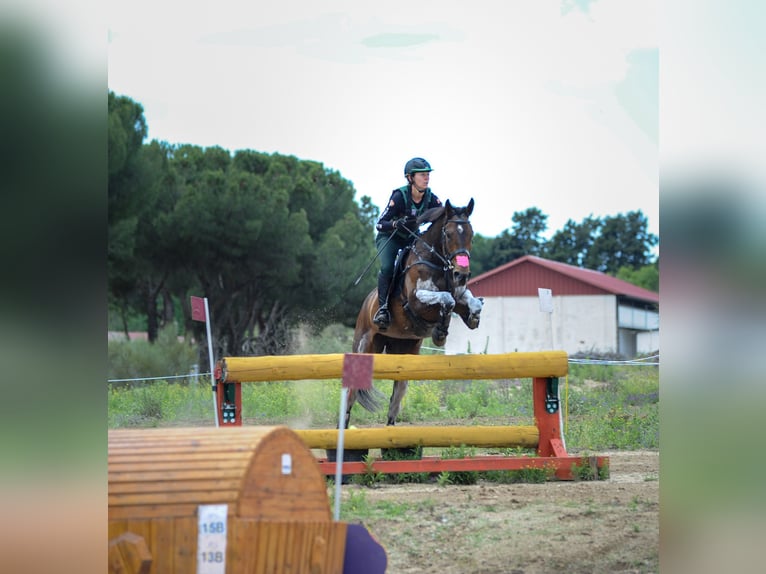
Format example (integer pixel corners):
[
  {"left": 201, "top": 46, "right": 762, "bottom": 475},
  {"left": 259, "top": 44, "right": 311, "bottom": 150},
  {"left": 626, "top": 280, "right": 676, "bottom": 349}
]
[{"left": 215, "top": 352, "right": 609, "bottom": 480}]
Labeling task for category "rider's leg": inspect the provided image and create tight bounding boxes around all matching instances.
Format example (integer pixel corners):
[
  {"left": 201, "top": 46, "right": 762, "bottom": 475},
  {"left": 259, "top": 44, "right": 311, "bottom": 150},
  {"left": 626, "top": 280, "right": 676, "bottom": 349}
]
[
  {"left": 373, "top": 235, "right": 399, "bottom": 330},
  {"left": 373, "top": 271, "right": 392, "bottom": 329}
]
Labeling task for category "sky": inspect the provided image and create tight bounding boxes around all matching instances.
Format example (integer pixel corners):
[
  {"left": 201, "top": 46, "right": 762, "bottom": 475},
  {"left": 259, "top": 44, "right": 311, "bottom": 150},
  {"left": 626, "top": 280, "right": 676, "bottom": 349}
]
[{"left": 108, "top": 0, "right": 659, "bottom": 242}]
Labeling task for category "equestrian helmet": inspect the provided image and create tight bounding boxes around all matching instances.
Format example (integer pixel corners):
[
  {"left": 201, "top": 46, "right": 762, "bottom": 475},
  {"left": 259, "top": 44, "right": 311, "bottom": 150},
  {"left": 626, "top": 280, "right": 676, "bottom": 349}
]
[{"left": 404, "top": 157, "right": 433, "bottom": 176}]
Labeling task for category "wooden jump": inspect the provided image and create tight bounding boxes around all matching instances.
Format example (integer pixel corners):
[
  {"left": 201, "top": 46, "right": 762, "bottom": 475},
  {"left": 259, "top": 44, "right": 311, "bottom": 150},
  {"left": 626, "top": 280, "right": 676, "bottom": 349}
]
[
  {"left": 220, "top": 351, "right": 568, "bottom": 382},
  {"left": 108, "top": 426, "right": 349, "bottom": 574},
  {"left": 214, "top": 351, "right": 609, "bottom": 480}
]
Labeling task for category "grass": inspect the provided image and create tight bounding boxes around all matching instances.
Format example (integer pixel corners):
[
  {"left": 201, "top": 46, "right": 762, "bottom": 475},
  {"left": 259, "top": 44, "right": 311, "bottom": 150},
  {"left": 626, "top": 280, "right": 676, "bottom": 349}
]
[
  {"left": 109, "top": 363, "right": 659, "bottom": 451},
  {"left": 108, "top": 331, "right": 658, "bottom": 484}
]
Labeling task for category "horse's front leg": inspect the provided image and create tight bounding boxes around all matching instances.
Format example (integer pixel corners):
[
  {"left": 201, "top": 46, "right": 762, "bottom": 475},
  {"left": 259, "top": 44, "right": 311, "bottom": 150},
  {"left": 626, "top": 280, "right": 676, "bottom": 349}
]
[
  {"left": 454, "top": 287, "right": 484, "bottom": 329},
  {"left": 387, "top": 380, "right": 409, "bottom": 425},
  {"left": 414, "top": 289, "right": 455, "bottom": 346}
]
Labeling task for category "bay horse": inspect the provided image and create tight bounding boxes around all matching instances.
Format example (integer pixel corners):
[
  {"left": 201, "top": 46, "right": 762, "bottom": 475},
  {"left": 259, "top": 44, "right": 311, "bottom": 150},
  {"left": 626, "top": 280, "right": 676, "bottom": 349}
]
[{"left": 344, "top": 198, "right": 484, "bottom": 429}]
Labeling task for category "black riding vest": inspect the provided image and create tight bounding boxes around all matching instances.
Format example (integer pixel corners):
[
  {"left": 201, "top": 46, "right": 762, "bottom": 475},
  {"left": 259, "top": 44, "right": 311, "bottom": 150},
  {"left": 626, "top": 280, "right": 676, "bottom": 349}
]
[{"left": 394, "top": 185, "right": 432, "bottom": 238}]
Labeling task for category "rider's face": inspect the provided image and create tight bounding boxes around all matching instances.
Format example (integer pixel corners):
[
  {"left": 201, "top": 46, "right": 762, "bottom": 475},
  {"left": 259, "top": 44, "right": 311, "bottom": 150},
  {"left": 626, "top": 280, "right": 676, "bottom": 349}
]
[{"left": 411, "top": 171, "right": 430, "bottom": 192}]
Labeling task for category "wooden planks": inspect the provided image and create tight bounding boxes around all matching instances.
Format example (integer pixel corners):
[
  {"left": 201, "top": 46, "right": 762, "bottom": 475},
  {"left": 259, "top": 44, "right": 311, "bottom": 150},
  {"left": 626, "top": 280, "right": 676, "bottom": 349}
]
[{"left": 108, "top": 426, "right": 343, "bottom": 573}]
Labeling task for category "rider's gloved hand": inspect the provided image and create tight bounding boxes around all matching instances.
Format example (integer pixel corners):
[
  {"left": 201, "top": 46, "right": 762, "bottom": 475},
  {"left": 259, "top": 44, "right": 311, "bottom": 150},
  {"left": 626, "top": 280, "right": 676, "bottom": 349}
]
[{"left": 396, "top": 216, "right": 418, "bottom": 232}]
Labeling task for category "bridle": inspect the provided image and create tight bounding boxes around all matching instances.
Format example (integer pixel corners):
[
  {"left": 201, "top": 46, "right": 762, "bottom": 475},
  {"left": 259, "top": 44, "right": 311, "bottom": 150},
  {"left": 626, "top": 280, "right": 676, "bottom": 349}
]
[{"left": 405, "top": 216, "right": 472, "bottom": 276}]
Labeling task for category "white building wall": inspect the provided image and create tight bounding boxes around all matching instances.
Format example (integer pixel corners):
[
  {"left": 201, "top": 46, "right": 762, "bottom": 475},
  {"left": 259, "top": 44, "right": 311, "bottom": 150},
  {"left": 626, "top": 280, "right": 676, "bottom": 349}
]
[
  {"left": 636, "top": 330, "right": 659, "bottom": 353},
  {"left": 445, "top": 295, "right": 619, "bottom": 355}
]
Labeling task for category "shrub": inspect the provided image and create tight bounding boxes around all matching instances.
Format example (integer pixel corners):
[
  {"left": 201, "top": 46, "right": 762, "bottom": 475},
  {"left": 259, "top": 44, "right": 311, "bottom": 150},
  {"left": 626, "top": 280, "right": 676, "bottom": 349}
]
[{"left": 108, "top": 324, "right": 198, "bottom": 382}]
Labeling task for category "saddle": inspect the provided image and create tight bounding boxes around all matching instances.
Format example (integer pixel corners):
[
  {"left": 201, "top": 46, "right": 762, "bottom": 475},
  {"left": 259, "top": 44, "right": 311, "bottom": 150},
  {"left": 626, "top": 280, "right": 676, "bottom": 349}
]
[{"left": 389, "top": 245, "right": 411, "bottom": 299}]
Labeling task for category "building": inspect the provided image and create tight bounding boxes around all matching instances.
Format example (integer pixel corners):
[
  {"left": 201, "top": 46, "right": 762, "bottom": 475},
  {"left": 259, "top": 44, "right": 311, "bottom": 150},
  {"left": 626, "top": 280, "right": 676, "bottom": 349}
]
[{"left": 446, "top": 255, "right": 659, "bottom": 357}]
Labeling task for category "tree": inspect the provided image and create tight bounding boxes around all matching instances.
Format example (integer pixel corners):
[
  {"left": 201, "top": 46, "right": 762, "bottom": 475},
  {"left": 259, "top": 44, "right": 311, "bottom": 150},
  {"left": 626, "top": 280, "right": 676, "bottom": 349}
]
[
  {"left": 584, "top": 210, "right": 658, "bottom": 273},
  {"left": 545, "top": 215, "right": 601, "bottom": 267},
  {"left": 487, "top": 207, "right": 548, "bottom": 268},
  {"left": 156, "top": 146, "right": 375, "bottom": 356},
  {"left": 467, "top": 234, "right": 493, "bottom": 277},
  {"left": 616, "top": 261, "right": 659, "bottom": 292},
  {"left": 108, "top": 92, "right": 159, "bottom": 337}
]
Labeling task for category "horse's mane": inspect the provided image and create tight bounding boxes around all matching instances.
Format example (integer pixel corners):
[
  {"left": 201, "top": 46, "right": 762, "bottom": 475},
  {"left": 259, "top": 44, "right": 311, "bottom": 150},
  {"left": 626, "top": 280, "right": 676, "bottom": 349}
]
[
  {"left": 417, "top": 206, "right": 445, "bottom": 226},
  {"left": 417, "top": 200, "right": 474, "bottom": 242}
]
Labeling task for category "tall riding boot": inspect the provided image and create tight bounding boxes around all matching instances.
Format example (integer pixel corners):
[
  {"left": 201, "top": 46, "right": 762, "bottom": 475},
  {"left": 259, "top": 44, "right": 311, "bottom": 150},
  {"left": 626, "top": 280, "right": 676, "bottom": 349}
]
[{"left": 373, "top": 273, "right": 392, "bottom": 330}]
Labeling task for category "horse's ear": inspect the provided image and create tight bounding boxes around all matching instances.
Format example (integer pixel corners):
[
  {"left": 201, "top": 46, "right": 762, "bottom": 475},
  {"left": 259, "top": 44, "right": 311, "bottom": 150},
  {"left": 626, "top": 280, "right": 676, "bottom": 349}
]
[{"left": 466, "top": 197, "right": 474, "bottom": 216}]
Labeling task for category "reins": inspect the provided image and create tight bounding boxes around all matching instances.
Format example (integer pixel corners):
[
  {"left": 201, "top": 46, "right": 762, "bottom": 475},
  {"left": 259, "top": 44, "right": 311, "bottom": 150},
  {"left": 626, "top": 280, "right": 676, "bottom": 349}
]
[{"left": 404, "top": 217, "right": 472, "bottom": 273}]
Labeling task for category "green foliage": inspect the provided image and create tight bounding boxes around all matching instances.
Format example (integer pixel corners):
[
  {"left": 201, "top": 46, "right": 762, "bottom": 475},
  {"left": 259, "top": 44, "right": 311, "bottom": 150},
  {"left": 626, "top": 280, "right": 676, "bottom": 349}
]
[
  {"left": 571, "top": 459, "right": 611, "bottom": 481},
  {"left": 436, "top": 471, "right": 453, "bottom": 486},
  {"left": 292, "top": 323, "right": 355, "bottom": 355},
  {"left": 616, "top": 262, "right": 659, "bottom": 292},
  {"left": 400, "top": 382, "right": 442, "bottom": 420},
  {"left": 481, "top": 463, "right": 556, "bottom": 484},
  {"left": 108, "top": 381, "right": 212, "bottom": 427},
  {"left": 108, "top": 94, "right": 378, "bottom": 352},
  {"left": 440, "top": 445, "right": 479, "bottom": 485},
  {"left": 351, "top": 454, "right": 385, "bottom": 487},
  {"left": 584, "top": 211, "right": 658, "bottom": 272},
  {"left": 108, "top": 327, "right": 660, "bottom": 464},
  {"left": 108, "top": 324, "right": 198, "bottom": 381},
  {"left": 242, "top": 382, "right": 300, "bottom": 420},
  {"left": 379, "top": 447, "right": 430, "bottom": 484},
  {"left": 109, "top": 93, "right": 658, "bottom": 353},
  {"left": 565, "top": 364, "right": 659, "bottom": 450},
  {"left": 482, "top": 208, "right": 548, "bottom": 269},
  {"left": 470, "top": 209, "right": 657, "bottom": 275},
  {"left": 445, "top": 380, "right": 529, "bottom": 420}
]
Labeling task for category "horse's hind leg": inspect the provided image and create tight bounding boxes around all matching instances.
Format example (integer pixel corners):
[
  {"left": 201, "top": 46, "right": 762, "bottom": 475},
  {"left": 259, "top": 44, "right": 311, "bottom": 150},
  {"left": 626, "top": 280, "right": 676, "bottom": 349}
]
[
  {"left": 342, "top": 389, "right": 356, "bottom": 429},
  {"left": 387, "top": 380, "right": 409, "bottom": 425},
  {"left": 384, "top": 338, "right": 421, "bottom": 426}
]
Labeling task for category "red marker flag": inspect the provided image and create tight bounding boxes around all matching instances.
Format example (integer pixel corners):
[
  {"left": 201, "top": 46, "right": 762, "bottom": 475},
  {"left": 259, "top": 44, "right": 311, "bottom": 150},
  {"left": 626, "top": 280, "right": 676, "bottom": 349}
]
[
  {"left": 342, "top": 354, "right": 373, "bottom": 390},
  {"left": 190, "top": 296, "right": 207, "bottom": 322}
]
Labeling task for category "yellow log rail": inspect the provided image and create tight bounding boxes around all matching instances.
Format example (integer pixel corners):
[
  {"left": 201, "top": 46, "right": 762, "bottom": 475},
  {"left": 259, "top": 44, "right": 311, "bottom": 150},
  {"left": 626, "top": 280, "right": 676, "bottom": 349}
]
[
  {"left": 294, "top": 425, "right": 539, "bottom": 450},
  {"left": 221, "top": 351, "right": 567, "bottom": 383}
]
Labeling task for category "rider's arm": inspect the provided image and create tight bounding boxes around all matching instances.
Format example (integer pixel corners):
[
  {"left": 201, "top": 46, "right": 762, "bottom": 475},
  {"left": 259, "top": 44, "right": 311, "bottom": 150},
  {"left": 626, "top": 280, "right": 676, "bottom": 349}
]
[{"left": 376, "top": 191, "right": 406, "bottom": 233}]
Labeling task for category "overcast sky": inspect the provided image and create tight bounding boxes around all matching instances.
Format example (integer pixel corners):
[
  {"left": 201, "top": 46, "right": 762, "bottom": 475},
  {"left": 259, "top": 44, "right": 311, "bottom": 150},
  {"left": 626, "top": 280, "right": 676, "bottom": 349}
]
[{"left": 108, "top": 0, "right": 659, "bottom": 242}]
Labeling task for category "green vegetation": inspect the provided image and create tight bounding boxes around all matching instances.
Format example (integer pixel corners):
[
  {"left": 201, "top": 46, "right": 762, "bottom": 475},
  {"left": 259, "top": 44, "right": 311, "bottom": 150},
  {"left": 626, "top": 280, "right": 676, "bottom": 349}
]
[
  {"left": 109, "top": 337, "right": 659, "bottom": 456},
  {"left": 109, "top": 91, "right": 657, "bottom": 361}
]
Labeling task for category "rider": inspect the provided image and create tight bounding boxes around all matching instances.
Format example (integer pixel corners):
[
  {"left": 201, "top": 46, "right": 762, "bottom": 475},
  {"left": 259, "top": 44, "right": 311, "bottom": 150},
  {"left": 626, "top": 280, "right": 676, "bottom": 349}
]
[{"left": 372, "top": 157, "right": 442, "bottom": 330}]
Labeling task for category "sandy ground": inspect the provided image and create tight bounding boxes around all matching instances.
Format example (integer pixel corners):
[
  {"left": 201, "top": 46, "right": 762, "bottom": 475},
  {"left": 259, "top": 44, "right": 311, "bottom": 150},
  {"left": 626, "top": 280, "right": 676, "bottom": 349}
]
[{"left": 338, "top": 450, "right": 659, "bottom": 574}]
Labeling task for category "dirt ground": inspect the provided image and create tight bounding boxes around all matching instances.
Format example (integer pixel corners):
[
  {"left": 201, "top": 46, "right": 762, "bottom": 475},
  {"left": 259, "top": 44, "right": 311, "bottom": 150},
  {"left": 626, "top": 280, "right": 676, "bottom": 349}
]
[{"left": 339, "top": 450, "right": 659, "bottom": 574}]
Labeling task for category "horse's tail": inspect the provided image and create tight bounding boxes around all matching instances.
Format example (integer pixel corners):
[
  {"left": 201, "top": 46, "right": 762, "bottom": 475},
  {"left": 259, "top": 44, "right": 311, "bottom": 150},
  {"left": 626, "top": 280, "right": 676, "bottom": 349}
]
[{"left": 355, "top": 386, "right": 387, "bottom": 413}]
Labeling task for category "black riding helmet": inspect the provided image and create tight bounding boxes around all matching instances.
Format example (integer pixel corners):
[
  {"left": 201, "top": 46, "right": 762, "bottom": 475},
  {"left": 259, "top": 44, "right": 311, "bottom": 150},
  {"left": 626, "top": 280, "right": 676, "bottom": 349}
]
[{"left": 404, "top": 157, "right": 433, "bottom": 176}]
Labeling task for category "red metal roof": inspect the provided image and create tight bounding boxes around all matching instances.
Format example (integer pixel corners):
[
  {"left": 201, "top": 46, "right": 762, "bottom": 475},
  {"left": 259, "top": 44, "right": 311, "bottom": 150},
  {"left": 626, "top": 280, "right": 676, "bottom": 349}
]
[{"left": 468, "top": 255, "right": 659, "bottom": 304}]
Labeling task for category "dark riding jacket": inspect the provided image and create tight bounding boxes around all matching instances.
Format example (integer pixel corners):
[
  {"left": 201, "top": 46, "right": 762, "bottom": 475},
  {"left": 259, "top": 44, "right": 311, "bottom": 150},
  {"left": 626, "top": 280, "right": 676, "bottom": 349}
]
[
  {"left": 375, "top": 186, "right": 442, "bottom": 239},
  {"left": 375, "top": 186, "right": 442, "bottom": 279}
]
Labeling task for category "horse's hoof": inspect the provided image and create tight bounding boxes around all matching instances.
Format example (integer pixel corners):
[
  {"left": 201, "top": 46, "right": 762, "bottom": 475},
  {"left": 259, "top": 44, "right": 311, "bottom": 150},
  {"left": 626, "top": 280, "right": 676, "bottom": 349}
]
[{"left": 468, "top": 314, "right": 481, "bottom": 329}]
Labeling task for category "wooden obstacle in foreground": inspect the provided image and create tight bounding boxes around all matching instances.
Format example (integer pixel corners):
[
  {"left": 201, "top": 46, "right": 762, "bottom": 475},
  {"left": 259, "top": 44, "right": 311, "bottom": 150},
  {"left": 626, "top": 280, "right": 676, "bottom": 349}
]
[
  {"left": 215, "top": 352, "right": 609, "bottom": 480},
  {"left": 108, "top": 426, "right": 376, "bottom": 574}
]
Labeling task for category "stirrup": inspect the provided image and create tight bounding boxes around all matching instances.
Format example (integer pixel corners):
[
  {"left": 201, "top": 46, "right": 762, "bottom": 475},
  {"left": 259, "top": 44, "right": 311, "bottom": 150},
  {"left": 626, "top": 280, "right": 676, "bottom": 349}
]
[{"left": 373, "top": 306, "right": 390, "bottom": 330}]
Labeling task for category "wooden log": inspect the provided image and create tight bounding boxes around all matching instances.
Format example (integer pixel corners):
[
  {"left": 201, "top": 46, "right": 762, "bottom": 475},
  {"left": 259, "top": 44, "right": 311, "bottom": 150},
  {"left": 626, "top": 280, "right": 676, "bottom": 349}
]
[
  {"left": 294, "top": 425, "right": 540, "bottom": 450},
  {"left": 108, "top": 426, "right": 330, "bottom": 521},
  {"left": 108, "top": 426, "right": 349, "bottom": 573},
  {"left": 108, "top": 532, "right": 152, "bottom": 574},
  {"left": 221, "top": 351, "right": 568, "bottom": 383}
]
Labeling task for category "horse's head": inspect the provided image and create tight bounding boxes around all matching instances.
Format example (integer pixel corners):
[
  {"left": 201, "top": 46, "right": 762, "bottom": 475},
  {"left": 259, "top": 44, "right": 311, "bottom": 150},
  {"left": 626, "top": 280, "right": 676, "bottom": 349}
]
[{"left": 442, "top": 198, "right": 475, "bottom": 287}]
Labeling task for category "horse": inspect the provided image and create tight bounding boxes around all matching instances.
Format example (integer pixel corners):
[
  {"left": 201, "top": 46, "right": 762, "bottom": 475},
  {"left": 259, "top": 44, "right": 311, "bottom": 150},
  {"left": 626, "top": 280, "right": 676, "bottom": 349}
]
[{"left": 344, "top": 198, "right": 484, "bottom": 429}]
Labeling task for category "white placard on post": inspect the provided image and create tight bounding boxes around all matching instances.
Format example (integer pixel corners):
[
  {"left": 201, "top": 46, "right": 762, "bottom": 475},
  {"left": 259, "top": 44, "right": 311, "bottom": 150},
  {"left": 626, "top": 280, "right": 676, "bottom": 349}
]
[
  {"left": 538, "top": 288, "right": 553, "bottom": 313},
  {"left": 197, "top": 504, "right": 228, "bottom": 574}
]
